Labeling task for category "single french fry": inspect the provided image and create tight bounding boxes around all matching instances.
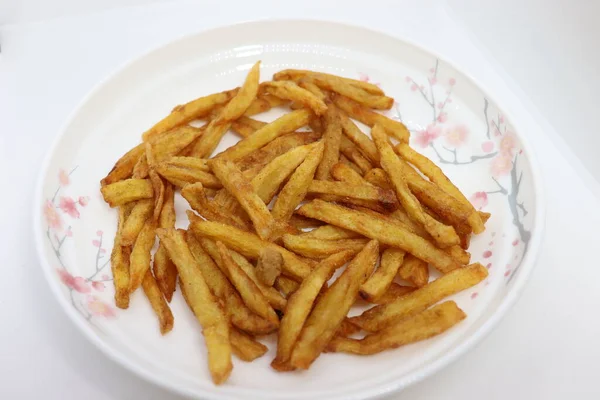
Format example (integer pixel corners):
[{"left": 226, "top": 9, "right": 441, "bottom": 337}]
[
  {"left": 101, "top": 143, "right": 145, "bottom": 186},
  {"left": 157, "top": 229, "right": 232, "bottom": 384},
  {"left": 148, "top": 169, "right": 165, "bottom": 221},
  {"left": 274, "top": 69, "right": 384, "bottom": 95},
  {"left": 128, "top": 219, "right": 157, "bottom": 293},
  {"left": 372, "top": 125, "right": 459, "bottom": 248},
  {"left": 283, "top": 234, "right": 369, "bottom": 259},
  {"left": 297, "top": 200, "right": 461, "bottom": 273},
  {"left": 230, "top": 120, "right": 255, "bottom": 138},
  {"left": 350, "top": 263, "right": 487, "bottom": 332},
  {"left": 271, "top": 141, "right": 325, "bottom": 223},
  {"left": 142, "top": 88, "right": 238, "bottom": 142},
  {"left": 111, "top": 206, "right": 132, "bottom": 309},
  {"left": 100, "top": 178, "right": 153, "bottom": 207},
  {"left": 141, "top": 270, "right": 174, "bottom": 335},
  {"left": 395, "top": 143, "right": 485, "bottom": 234},
  {"left": 185, "top": 231, "right": 276, "bottom": 335},
  {"left": 274, "top": 275, "right": 300, "bottom": 297},
  {"left": 230, "top": 328, "right": 268, "bottom": 362},
  {"left": 339, "top": 136, "right": 373, "bottom": 173},
  {"left": 153, "top": 184, "right": 177, "bottom": 301},
  {"left": 298, "top": 79, "right": 328, "bottom": 100},
  {"left": 364, "top": 167, "right": 393, "bottom": 189},
  {"left": 120, "top": 199, "right": 154, "bottom": 246},
  {"left": 369, "top": 283, "right": 415, "bottom": 305},
  {"left": 289, "top": 214, "right": 325, "bottom": 230},
  {"left": 308, "top": 180, "right": 397, "bottom": 210},
  {"left": 189, "top": 214, "right": 311, "bottom": 281},
  {"left": 331, "top": 162, "right": 370, "bottom": 185},
  {"left": 312, "top": 75, "right": 393, "bottom": 110},
  {"left": 327, "top": 301, "right": 466, "bottom": 354},
  {"left": 337, "top": 318, "right": 361, "bottom": 337},
  {"left": 339, "top": 154, "right": 364, "bottom": 175},
  {"left": 210, "top": 159, "right": 276, "bottom": 240},
  {"left": 360, "top": 248, "right": 405, "bottom": 302},
  {"left": 398, "top": 254, "right": 430, "bottom": 288},
  {"left": 256, "top": 248, "right": 283, "bottom": 287},
  {"left": 339, "top": 112, "right": 379, "bottom": 163},
  {"left": 315, "top": 106, "right": 342, "bottom": 180},
  {"left": 290, "top": 240, "right": 379, "bottom": 369},
  {"left": 149, "top": 125, "right": 206, "bottom": 162},
  {"left": 217, "top": 109, "right": 312, "bottom": 161},
  {"left": 334, "top": 95, "right": 409, "bottom": 142},
  {"left": 132, "top": 151, "right": 149, "bottom": 179},
  {"left": 300, "top": 224, "right": 362, "bottom": 240},
  {"left": 155, "top": 159, "right": 222, "bottom": 189},
  {"left": 271, "top": 250, "right": 355, "bottom": 371},
  {"left": 263, "top": 81, "right": 328, "bottom": 115}
]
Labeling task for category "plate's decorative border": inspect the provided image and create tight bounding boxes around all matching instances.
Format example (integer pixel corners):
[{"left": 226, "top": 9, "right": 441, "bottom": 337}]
[{"left": 43, "top": 167, "right": 116, "bottom": 327}]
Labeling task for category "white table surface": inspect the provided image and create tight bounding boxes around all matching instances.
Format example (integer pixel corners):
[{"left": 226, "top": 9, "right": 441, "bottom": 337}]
[{"left": 1, "top": 1, "right": 599, "bottom": 399}]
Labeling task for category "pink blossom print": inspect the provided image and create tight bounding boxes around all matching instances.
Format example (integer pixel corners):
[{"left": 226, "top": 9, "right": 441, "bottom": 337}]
[
  {"left": 87, "top": 296, "right": 116, "bottom": 318},
  {"left": 44, "top": 200, "right": 62, "bottom": 230},
  {"left": 58, "top": 169, "right": 70, "bottom": 186},
  {"left": 481, "top": 141, "right": 495, "bottom": 153},
  {"left": 78, "top": 196, "right": 89, "bottom": 206},
  {"left": 92, "top": 282, "right": 105, "bottom": 292},
  {"left": 437, "top": 112, "right": 448, "bottom": 123},
  {"left": 444, "top": 125, "right": 468, "bottom": 147},
  {"left": 448, "top": 78, "right": 456, "bottom": 86},
  {"left": 499, "top": 132, "right": 517, "bottom": 156},
  {"left": 57, "top": 269, "right": 91, "bottom": 293},
  {"left": 92, "top": 239, "right": 101, "bottom": 247},
  {"left": 470, "top": 192, "right": 489, "bottom": 210},
  {"left": 357, "top": 72, "right": 380, "bottom": 87},
  {"left": 491, "top": 154, "right": 513, "bottom": 177},
  {"left": 414, "top": 124, "right": 441, "bottom": 148},
  {"left": 59, "top": 196, "right": 80, "bottom": 218}
]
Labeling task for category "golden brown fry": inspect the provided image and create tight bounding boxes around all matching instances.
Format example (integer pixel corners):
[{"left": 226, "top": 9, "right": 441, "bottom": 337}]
[
  {"left": 210, "top": 159, "right": 276, "bottom": 240},
  {"left": 334, "top": 95, "right": 410, "bottom": 142},
  {"left": 230, "top": 120, "right": 255, "bottom": 138},
  {"left": 274, "top": 275, "right": 300, "bottom": 297},
  {"left": 351, "top": 263, "right": 487, "bottom": 331},
  {"left": 142, "top": 88, "right": 238, "bottom": 142},
  {"left": 148, "top": 169, "right": 165, "bottom": 221},
  {"left": 298, "top": 79, "right": 328, "bottom": 99},
  {"left": 369, "top": 283, "right": 415, "bottom": 305},
  {"left": 120, "top": 199, "right": 154, "bottom": 246},
  {"left": 339, "top": 136, "right": 373, "bottom": 173},
  {"left": 153, "top": 184, "right": 177, "bottom": 301},
  {"left": 141, "top": 270, "right": 174, "bottom": 335},
  {"left": 111, "top": 206, "right": 132, "bottom": 309},
  {"left": 315, "top": 106, "right": 342, "bottom": 180},
  {"left": 185, "top": 231, "right": 276, "bottom": 335},
  {"left": 300, "top": 224, "right": 362, "bottom": 240},
  {"left": 289, "top": 214, "right": 324, "bottom": 230},
  {"left": 149, "top": 125, "right": 206, "bottom": 162},
  {"left": 308, "top": 180, "right": 397, "bottom": 210},
  {"left": 290, "top": 240, "right": 379, "bottom": 369},
  {"left": 218, "top": 109, "right": 312, "bottom": 161},
  {"left": 283, "top": 234, "right": 368, "bottom": 259},
  {"left": 331, "top": 162, "right": 369, "bottom": 185},
  {"left": 155, "top": 159, "right": 222, "bottom": 189},
  {"left": 272, "top": 250, "right": 355, "bottom": 371},
  {"left": 100, "top": 178, "right": 153, "bottom": 207},
  {"left": 132, "top": 152, "right": 149, "bottom": 179},
  {"left": 274, "top": 69, "right": 384, "bottom": 95},
  {"left": 327, "top": 301, "right": 466, "bottom": 354},
  {"left": 312, "top": 75, "right": 393, "bottom": 110},
  {"left": 157, "top": 229, "right": 232, "bottom": 384},
  {"left": 395, "top": 143, "right": 485, "bottom": 234},
  {"left": 128, "top": 218, "right": 157, "bottom": 293},
  {"left": 360, "top": 248, "right": 405, "bottom": 302},
  {"left": 244, "top": 94, "right": 288, "bottom": 116},
  {"left": 339, "top": 112, "right": 379, "bottom": 163},
  {"left": 364, "top": 167, "right": 393, "bottom": 189},
  {"left": 256, "top": 248, "right": 283, "bottom": 287},
  {"left": 215, "top": 241, "right": 279, "bottom": 326},
  {"left": 271, "top": 141, "right": 325, "bottom": 223},
  {"left": 337, "top": 318, "right": 361, "bottom": 337},
  {"left": 372, "top": 125, "right": 459, "bottom": 248},
  {"left": 101, "top": 143, "right": 145, "bottom": 186},
  {"left": 263, "top": 81, "right": 328, "bottom": 115},
  {"left": 230, "top": 328, "right": 268, "bottom": 362},
  {"left": 398, "top": 254, "right": 430, "bottom": 288},
  {"left": 339, "top": 154, "right": 363, "bottom": 175},
  {"left": 297, "top": 200, "right": 461, "bottom": 273},
  {"left": 189, "top": 214, "right": 311, "bottom": 281},
  {"left": 191, "top": 62, "right": 261, "bottom": 158}
]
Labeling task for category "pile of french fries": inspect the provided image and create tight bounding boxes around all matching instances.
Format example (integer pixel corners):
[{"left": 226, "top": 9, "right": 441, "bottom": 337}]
[{"left": 100, "top": 61, "right": 490, "bottom": 384}]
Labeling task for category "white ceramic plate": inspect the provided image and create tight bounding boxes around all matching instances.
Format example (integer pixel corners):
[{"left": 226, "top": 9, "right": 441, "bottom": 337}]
[{"left": 34, "top": 20, "right": 544, "bottom": 400}]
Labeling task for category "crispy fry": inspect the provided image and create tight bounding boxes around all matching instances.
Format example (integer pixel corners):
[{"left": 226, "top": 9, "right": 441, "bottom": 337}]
[
  {"left": 398, "top": 254, "right": 430, "bottom": 288},
  {"left": 331, "top": 162, "right": 369, "bottom": 185},
  {"left": 100, "top": 178, "right": 153, "bottom": 207},
  {"left": 274, "top": 275, "right": 300, "bottom": 297},
  {"left": 256, "top": 248, "right": 283, "bottom": 286},
  {"left": 230, "top": 328, "right": 268, "bottom": 362},
  {"left": 339, "top": 112, "right": 379, "bottom": 163},
  {"left": 308, "top": 180, "right": 397, "bottom": 210},
  {"left": 372, "top": 125, "right": 459, "bottom": 247},
  {"left": 369, "top": 283, "right": 415, "bottom": 305},
  {"left": 157, "top": 229, "right": 232, "bottom": 384},
  {"left": 189, "top": 214, "right": 311, "bottom": 281},
  {"left": 272, "top": 250, "right": 355, "bottom": 371},
  {"left": 327, "top": 301, "right": 466, "bottom": 354},
  {"left": 111, "top": 206, "right": 133, "bottom": 309},
  {"left": 244, "top": 94, "right": 288, "bottom": 116},
  {"left": 132, "top": 151, "right": 149, "bottom": 178},
  {"left": 297, "top": 200, "right": 461, "bottom": 273},
  {"left": 101, "top": 143, "right": 145, "bottom": 186},
  {"left": 364, "top": 167, "right": 392, "bottom": 189},
  {"left": 218, "top": 109, "right": 312, "bottom": 161},
  {"left": 289, "top": 214, "right": 325, "bottom": 230},
  {"left": 141, "top": 270, "right": 174, "bottom": 335},
  {"left": 148, "top": 169, "right": 165, "bottom": 220},
  {"left": 283, "top": 234, "right": 368, "bottom": 259},
  {"left": 120, "top": 199, "right": 153, "bottom": 246},
  {"left": 339, "top": 136, "right": 373, "bottom": 173},
  {"left": 210, "top": 159, "right": 276, "bottom": 240},
  {"left": 350, "top": 263, "right": 487, "bottom": 331},
  {"left": 290, "top": 240, "right": 379, "bottom": 369},
  {"left": 300, "top": 224, "right": 362, "bottom": 240},
  {"left": 315, "top": 106, "right": 342, "bottom": 180},
  {"left": 153, "top": 184, "right": 177, "bottom": 301},
  {"left": 312, "top": 75, "right": 393, "bottom": 110},
  {"left": 155, "top": 159, "right": 222, "bottom": 189},
  {"left": 230, "top": 120, "right": 255, "bottom": 138},
  {"left": 334, "top": 95, "right": 409, "bottom": 142},
  {"left": 263, "top": 81, "right": 328, "bottom": 115},
  {"left": 142, "top": 88, "right": 238, "bottom": 142},
  {"left": 339, "top": 154, "right": 363, "bottom": 175},
  {"left": 337, "top": 318, "right": 361, "bottom": 337},
  {"left": 185, "top": 231, "right": 276, "bottom": 335},
  {"left": 128, "top": 219, "right": 157, "bottom": 293},
  {"left": 271, "top": 141, "right": 325, "bottom": 223},
  {"left": 360, "top": 248, "right": 405, "bottom": 302},
  {"left": 298, "top": 79, "right": 328, "bottom": 99},
  {"left": 274, "top": 69, "right": 384, "bottom": 95},
  {"left": 149, "top": 125, "right": 206, "bottom": 162}
]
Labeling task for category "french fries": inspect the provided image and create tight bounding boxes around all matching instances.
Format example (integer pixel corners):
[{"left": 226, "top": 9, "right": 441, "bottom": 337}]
[{"left": 100, "top": 65, "right": 491, "bottom": 384}]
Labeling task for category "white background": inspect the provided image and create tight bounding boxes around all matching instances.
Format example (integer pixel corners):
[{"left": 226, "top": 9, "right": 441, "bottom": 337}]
[{"left": 1, "top": 1, "right": 600, "bottom": 399}]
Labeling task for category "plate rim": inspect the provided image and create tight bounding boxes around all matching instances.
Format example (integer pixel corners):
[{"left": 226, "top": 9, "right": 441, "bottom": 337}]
[{"left": 33, "top": 18, "right": 546, "bottom": 400}]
